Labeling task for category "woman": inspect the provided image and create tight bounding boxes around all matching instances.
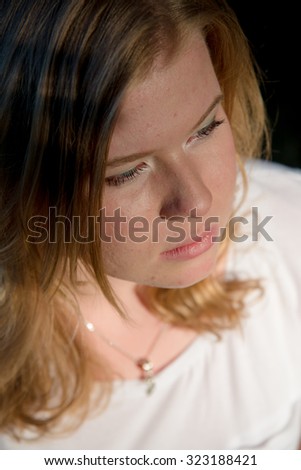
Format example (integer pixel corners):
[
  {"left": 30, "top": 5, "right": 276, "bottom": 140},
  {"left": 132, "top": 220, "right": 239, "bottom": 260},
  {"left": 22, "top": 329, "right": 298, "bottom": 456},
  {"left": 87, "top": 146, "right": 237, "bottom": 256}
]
[{"left": 1, "top": 0, "right": 301, "bottom": 449}]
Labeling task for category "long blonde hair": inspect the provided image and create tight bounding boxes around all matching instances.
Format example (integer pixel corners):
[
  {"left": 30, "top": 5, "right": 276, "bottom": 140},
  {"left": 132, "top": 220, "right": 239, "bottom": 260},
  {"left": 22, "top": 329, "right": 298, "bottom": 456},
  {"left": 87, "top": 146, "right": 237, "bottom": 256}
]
[{"left": 0, "top": 0, "right": 269, "bottom": 438}]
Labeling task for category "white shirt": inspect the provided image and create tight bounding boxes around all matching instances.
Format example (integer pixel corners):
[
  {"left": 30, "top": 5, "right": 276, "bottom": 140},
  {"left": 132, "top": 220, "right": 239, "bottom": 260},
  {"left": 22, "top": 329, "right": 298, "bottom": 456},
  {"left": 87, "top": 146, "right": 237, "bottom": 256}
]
[{"left": 1, "top": 159, "right": 301, "bottom": 449}]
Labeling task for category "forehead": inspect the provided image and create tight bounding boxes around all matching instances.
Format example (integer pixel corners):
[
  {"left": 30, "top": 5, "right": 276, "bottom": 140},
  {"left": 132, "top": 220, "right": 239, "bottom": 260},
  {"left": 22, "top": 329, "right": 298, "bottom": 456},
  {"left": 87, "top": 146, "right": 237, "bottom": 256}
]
[{"left": 108, "top": 33, "right": 221, "bottom": 157}]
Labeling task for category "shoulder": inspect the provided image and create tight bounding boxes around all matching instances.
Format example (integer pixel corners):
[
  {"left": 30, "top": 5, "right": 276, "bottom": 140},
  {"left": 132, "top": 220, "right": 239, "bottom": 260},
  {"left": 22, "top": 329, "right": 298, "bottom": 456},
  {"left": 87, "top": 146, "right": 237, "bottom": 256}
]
[
  {"left": 230, "top": 157, "right": 301, "bottom": 311},
  {"left": 237, "top": 158, "right": 301, "bottom": 244},
  {"left": 244, "top": 158, "right": 301, "bottom": 211}
]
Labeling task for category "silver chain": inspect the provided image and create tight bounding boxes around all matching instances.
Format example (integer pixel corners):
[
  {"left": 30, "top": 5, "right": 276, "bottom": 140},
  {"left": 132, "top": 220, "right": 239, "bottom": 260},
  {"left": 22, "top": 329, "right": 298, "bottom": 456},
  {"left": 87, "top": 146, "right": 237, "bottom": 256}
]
[{"left": 85, "top": 320, "right": 169, "bottom": 394}]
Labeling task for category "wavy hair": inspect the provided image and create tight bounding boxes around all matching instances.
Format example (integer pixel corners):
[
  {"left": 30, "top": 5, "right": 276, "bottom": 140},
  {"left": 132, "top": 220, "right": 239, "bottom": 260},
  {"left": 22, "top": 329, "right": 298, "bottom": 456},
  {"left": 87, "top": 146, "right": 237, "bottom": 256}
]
[{"left": 0, "top": 0, "right": 269, "bottom": 438}]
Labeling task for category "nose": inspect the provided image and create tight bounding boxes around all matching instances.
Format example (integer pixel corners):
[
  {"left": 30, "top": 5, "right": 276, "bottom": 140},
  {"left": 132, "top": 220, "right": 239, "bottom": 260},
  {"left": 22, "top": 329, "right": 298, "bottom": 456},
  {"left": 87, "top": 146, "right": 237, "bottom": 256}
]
[{"left": 159, "top": 160, "right": 212, "bottom": 219}]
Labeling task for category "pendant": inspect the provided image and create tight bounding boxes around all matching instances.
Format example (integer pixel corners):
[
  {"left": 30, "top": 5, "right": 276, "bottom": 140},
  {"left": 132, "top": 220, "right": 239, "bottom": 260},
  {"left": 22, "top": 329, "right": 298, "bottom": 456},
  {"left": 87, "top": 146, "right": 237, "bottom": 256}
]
[{"left": 136, "top": 358, "right": 155, "bottom": 395}]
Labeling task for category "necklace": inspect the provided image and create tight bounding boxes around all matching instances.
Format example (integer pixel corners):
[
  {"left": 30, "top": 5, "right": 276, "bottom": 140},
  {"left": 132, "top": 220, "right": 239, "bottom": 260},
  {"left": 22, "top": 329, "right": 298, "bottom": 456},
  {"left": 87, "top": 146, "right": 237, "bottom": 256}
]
[{"left": 84, "top": 320, "right": 169, "bottom": 395}]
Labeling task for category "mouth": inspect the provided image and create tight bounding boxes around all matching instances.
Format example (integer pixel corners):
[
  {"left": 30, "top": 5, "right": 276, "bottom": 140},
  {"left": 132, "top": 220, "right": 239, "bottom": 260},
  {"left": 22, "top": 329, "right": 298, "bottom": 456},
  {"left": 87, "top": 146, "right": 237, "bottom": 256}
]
[{"left": 160, "top": 230, "right": 216, "bottom": 261}]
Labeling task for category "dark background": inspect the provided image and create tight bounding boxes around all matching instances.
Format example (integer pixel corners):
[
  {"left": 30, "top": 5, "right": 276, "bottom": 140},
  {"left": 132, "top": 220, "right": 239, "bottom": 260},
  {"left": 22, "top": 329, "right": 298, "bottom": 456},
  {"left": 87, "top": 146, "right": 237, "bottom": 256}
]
[{"left": 228, "top": 1, "right": 301, "bottom": 169}]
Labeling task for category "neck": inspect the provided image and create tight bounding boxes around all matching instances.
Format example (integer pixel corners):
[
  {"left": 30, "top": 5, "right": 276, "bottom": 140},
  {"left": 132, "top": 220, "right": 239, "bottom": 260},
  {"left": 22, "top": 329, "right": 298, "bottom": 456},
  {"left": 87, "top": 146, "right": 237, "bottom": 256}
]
[{"left": 73, "top": 263, "right": 197, "bottom": 382}]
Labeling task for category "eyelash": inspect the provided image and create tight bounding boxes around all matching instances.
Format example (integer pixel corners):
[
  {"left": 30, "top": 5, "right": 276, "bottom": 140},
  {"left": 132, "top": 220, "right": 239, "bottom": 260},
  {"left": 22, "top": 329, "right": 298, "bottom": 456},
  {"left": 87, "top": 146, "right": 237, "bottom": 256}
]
[
  {"left": 105, "top": 118, "right": 225, "bottom": 187},
  {"left": 195, "top": 118, "right": 224, "bottom": 139},
  {"left": 105, "top": 162, "right": 148, "bottom": 187}
]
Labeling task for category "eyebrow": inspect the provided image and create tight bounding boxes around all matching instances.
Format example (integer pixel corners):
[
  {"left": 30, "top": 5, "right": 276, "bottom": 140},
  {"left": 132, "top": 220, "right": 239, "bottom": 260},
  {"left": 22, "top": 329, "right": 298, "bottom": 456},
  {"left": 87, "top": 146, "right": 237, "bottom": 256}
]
[{"left": 106, "top": 93, "right": 224, "bottom": 169}]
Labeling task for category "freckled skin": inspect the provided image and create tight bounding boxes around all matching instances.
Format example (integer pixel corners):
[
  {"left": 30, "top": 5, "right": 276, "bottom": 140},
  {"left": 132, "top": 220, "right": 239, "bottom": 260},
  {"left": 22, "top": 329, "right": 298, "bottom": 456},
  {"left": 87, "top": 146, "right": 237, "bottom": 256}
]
[{"left": 102, "top": 34, "right": 237, "bottom": 289}]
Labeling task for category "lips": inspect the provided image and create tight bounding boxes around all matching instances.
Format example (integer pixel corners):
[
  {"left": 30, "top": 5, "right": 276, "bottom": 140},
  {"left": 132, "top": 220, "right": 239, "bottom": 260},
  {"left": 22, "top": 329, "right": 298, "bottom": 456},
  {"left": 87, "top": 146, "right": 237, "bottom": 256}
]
[{"left": 160, "top": 230, "right": 216, "bottom": 261}]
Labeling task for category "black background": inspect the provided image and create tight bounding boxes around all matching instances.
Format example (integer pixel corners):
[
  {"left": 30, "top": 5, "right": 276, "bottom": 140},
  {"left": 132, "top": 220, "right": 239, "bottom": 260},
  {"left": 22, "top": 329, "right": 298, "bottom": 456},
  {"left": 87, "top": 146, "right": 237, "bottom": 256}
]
[{"left": 228, "top": 1, "right": 301, "bottom": 169}]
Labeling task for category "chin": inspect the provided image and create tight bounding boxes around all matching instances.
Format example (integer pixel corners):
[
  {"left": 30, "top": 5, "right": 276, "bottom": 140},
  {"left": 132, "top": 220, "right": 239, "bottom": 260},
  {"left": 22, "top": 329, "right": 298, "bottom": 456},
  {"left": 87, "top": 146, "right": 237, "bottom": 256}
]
[
  {"left": 106, "top": 246, "right": 219, "bottom": 290},
  {"left": 147, "top": 259, "right": 217, "bottom": 289},
  {"left": 158, "top": 273, "right": 212, "bottom": 289}
]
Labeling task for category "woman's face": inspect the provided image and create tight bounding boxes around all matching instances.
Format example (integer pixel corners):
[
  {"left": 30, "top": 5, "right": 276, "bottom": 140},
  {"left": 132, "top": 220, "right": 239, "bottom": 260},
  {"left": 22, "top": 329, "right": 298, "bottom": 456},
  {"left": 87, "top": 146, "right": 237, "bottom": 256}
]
[{"left": 101, "top": 34, "right": 237, "bottom": 288}]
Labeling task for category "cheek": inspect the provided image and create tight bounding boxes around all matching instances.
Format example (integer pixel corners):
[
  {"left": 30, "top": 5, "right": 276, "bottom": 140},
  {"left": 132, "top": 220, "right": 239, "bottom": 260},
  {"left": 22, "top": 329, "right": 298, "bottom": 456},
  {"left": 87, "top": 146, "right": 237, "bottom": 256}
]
[
  {"left": 219, "top": 149, "right": 237, "bottom": 195},
  {"left": 100, "top": 190, "right": 157, "bottom": 261},
  {"left": 100, "top": 222, "right": 154, "bottom": 282},
  {"left": 224, "top": 138, "right": 239, "bottom": 195},
  {"left": 206, "top": 130, "right": 237, "bottom": 197},
  {"left": 202, "top": 132, "right": 238, "bottom": 228}
]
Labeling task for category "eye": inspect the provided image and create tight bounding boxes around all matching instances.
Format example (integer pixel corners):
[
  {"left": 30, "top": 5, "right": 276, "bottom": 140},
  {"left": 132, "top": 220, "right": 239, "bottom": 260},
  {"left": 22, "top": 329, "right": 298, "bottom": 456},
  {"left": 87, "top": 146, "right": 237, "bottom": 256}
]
[
  {"left": 105, "top": 162, "right": 148, "bottom": 187},
  {"left": 191, "top": 118, "right": 225, "bottom": 143}
]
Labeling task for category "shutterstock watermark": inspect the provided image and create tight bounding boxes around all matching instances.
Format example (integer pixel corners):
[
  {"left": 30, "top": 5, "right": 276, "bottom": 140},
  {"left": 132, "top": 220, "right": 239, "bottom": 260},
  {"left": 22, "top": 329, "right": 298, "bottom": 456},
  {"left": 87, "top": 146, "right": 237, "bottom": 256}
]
[{"left": 26, "top": 207, "right": 273, "bottom": 244}]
